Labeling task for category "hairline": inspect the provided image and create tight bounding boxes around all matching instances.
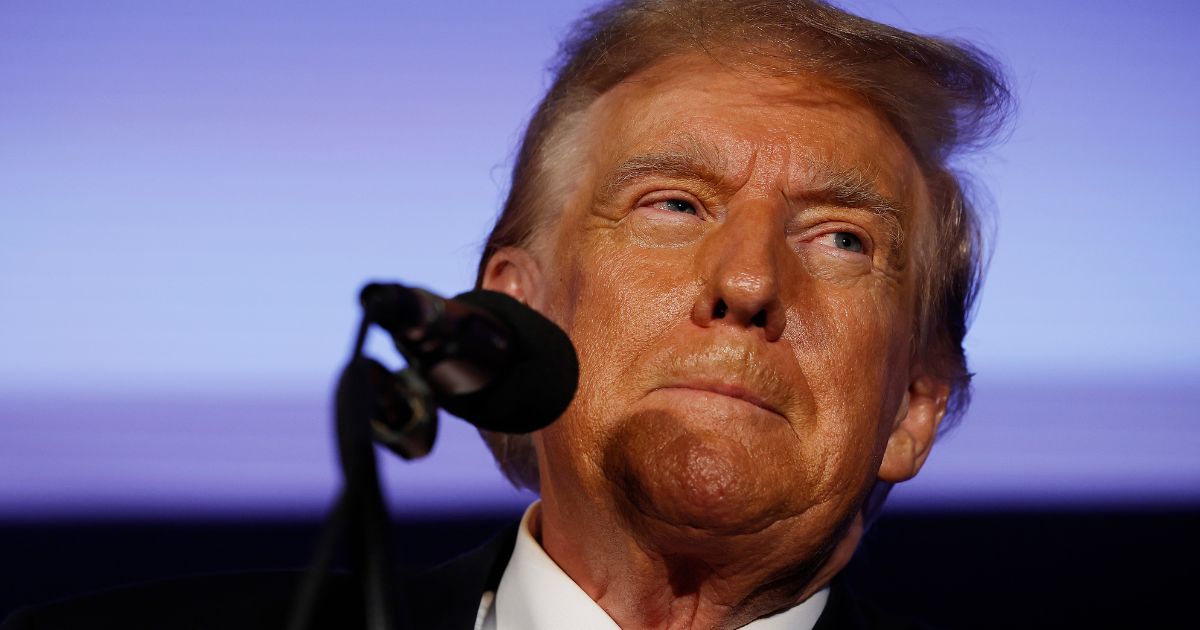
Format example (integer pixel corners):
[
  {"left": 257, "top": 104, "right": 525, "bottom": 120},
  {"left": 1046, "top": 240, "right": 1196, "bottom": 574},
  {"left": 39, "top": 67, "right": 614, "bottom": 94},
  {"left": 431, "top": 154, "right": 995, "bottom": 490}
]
[{"left": 522, "top": 55, "right": 925, "bottom": 274}]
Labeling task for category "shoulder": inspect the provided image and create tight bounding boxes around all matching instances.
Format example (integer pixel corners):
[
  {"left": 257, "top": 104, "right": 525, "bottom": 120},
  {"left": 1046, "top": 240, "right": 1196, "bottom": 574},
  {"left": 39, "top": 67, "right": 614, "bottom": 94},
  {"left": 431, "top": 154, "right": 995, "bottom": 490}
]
[
  {"left": 2, "top": 522, "right": 520, "bottom": 630},
  {"left": 1, "top": 570, "right": 357, "bottom": 630},
  {"left": 398, "top": 520, "right": 519, "bottom": 628},
  {"left": 814, "top": 576, "right": 945, "bottom": 630}
]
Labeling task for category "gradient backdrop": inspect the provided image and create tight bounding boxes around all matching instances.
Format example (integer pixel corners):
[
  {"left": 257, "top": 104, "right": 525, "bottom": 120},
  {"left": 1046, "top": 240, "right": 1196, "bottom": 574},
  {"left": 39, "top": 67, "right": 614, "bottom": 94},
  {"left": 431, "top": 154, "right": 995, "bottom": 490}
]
[{"left": 2, "top": 0, "right": 1198, "bottom": 521}]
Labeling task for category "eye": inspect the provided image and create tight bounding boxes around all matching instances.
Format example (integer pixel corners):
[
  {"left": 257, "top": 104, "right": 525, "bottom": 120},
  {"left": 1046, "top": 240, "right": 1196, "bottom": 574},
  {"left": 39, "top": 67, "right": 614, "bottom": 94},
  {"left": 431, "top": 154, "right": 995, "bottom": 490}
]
[
  {"left": 831, "top": 231, "right": 863, "bottom": 253},
  {"left": 813, "top": 230, "right": 866, "bottom": 254},
  {"left": 654, "top": 198, "right": 697, "bottom": 215}
]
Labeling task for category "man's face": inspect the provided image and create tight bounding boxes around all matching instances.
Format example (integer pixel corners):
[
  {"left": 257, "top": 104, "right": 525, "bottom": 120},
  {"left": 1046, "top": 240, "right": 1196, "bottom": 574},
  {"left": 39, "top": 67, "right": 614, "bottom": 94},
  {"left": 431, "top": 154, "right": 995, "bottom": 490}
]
[{"left": 505, "top": 55, "right": 939, "bottom": 547}]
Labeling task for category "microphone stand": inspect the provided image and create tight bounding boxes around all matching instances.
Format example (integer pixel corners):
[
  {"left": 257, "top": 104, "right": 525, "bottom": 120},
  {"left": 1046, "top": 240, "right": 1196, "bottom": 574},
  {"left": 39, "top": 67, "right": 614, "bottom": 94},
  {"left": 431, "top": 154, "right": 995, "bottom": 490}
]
[
  {"left": 285, "top": 283, "right": 575, "bottom": 630},
  {"left": 287, "top": 311, "right": 437, "bottom": 630}
]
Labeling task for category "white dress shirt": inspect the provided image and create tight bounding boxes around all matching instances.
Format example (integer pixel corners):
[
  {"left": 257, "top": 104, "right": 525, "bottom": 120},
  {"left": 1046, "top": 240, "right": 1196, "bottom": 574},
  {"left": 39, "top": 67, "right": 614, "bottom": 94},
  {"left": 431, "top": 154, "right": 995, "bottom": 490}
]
[{"left": 476, "top": 502, "right": 829, "bottom": 630}]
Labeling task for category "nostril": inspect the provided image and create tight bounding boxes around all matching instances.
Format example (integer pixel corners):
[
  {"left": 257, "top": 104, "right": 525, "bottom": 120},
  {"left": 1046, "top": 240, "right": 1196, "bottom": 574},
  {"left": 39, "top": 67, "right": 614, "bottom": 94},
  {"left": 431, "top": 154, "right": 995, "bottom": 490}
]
[
  {"left": 713, "top": 299, "right": 728, "bottom": 319},
  {"left": 751, "top": 309, "right": 767, "bottom": 328}
]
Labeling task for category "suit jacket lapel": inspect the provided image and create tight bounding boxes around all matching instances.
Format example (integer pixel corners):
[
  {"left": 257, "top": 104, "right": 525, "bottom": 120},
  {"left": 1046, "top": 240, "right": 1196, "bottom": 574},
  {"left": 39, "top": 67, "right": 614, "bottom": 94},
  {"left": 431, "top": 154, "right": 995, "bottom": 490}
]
[{"left": 396, "top": 521, "right": 519, "bottom": 630}]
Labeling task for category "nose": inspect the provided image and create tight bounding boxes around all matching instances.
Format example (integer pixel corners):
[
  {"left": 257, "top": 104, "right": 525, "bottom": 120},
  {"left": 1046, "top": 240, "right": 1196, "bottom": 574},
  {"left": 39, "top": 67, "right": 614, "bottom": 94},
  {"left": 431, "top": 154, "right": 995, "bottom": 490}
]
[{"left": 691, "top": 208, "right": 787, "bottom": 342}]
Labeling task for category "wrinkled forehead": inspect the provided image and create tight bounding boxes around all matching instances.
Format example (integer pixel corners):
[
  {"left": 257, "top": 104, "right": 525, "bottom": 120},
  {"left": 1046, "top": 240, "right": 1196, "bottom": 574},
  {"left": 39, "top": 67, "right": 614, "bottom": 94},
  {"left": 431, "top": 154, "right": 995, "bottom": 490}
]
[{"left": 578, "top": 54, "right": 928, "bottom": 212}]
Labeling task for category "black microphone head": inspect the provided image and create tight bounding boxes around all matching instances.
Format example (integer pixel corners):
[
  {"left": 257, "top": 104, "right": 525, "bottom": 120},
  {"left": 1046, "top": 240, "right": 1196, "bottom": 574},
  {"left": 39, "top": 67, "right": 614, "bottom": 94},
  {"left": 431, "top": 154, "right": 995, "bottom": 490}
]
[{"left": 438, "top": 289, "right": 579, "bottom": 434}]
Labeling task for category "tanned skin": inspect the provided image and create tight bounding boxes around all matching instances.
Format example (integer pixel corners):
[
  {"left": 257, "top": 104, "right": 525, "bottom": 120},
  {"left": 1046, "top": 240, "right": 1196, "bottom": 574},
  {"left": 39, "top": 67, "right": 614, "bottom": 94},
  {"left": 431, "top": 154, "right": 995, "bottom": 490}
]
[{"left": 483, "top": 54, "right": 949, "bottom": 630}]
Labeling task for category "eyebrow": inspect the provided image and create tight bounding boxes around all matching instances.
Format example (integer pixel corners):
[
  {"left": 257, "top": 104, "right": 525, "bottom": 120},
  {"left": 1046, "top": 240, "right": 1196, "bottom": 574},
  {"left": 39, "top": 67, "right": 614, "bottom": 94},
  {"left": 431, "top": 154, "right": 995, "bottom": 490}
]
[
  {"left": 600, "top": 143, "right": 909, "bottom": 267},
  {"left": 599, "top": 137, "right": 729, "bottom": 201},
  {"left": 802, "top": 163, "right": 907, "bottom": 221},
  {"left": 800, "top": 163, "right": 908, "bottom": 267}
]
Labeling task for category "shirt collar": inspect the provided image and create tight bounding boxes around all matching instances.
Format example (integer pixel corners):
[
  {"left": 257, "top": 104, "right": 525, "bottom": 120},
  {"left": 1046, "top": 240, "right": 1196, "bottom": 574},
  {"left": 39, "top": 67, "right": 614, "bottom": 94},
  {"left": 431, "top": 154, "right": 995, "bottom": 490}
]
[{"left": 485, "top": 501, "right": 829, "bottom": 630}]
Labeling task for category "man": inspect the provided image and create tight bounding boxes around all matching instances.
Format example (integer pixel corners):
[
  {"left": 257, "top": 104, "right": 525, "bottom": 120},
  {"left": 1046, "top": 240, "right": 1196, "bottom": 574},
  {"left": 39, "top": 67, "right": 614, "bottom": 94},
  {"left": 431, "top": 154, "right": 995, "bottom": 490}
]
[
  {"left": 467, "top": 0, "right": 1007, "bottom": 628},
  {"left": 2, "top": 1, "right": 1008, "bottom": 628}
]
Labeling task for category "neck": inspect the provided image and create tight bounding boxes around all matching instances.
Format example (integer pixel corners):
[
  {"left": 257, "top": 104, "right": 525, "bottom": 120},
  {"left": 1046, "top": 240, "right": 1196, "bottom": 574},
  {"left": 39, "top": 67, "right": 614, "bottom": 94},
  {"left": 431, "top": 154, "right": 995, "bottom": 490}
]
[{"left": 536, "top": 484, "right": 863, "bottom": 630}]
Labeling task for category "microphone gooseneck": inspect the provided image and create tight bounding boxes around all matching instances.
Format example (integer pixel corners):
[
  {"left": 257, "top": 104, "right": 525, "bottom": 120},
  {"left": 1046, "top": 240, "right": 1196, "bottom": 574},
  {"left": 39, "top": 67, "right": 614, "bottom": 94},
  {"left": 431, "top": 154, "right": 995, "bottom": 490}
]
[{"left": 289, "top": 282, "right": 578, "bottom": 630}]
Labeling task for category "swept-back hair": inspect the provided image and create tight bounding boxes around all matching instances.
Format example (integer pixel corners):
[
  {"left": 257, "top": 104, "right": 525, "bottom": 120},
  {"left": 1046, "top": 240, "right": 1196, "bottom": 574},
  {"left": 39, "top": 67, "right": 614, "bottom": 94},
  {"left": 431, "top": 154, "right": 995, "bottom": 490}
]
[{"left": 475, "top": 0, "right": 1012, "bottom": 491}]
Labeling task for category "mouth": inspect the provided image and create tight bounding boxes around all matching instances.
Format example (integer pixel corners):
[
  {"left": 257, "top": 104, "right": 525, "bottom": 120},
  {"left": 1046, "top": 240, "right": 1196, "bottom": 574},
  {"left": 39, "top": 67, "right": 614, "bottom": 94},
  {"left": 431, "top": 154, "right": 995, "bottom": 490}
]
[
  {"left": 652, "top": 381, "right": 786, "bottom": 419},
  {"left": 640, "top": 340, "right": 800, "bottom": 423}
]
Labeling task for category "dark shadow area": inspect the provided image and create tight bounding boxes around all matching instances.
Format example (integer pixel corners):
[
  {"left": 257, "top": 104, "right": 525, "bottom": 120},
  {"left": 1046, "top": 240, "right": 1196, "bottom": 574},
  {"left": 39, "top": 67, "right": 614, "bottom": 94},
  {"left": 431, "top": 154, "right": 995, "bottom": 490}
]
[
  {"left": 846, "top": 509, "right": 1198, "bottom": 628},
  {"left": 2, "top": 509, "right": 1195, "bottom": 629}
]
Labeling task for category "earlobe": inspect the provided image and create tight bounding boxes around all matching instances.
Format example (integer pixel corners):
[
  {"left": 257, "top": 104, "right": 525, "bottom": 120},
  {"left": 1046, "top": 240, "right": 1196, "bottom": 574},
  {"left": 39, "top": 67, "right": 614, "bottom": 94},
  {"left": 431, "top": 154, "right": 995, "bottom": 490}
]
[
  {"left": 480, "top": 247, "right": 546, "bottom": 310},
  {"left": 877, "top": 375, "right": 950, "bottom": 483}
]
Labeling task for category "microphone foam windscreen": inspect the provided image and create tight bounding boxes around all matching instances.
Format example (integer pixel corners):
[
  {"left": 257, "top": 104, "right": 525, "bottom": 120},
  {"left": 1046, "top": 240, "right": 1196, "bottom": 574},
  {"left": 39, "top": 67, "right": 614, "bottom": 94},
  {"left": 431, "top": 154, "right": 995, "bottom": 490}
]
[{"left": 440, "top": 290, "right": 579, "bottom": 434}]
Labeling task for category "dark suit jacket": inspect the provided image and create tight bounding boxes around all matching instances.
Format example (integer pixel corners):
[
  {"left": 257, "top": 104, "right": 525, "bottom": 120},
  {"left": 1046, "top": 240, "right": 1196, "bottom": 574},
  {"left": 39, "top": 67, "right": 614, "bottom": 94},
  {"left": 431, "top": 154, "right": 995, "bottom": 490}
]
[{"left": 1, "top": 522, "right": 927, "bottom": 629}]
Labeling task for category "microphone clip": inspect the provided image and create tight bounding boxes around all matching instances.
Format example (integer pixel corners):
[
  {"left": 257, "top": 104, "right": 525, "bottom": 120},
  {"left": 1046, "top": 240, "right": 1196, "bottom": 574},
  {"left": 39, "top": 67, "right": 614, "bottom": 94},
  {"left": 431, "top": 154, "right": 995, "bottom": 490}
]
[{"left": 356, "top": 359, "right": 439, "bottom": 461}]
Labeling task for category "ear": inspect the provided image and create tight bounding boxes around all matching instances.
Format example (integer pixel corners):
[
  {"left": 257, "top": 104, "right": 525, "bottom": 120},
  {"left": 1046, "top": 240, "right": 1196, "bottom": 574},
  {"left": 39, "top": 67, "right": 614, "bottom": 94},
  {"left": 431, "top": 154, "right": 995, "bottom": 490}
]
[
  {"left": 480, "top": 247, "right": 547, "bottom": 310},
  {"left": 877, "top": 375, "right": 950, "bottom": 483}
]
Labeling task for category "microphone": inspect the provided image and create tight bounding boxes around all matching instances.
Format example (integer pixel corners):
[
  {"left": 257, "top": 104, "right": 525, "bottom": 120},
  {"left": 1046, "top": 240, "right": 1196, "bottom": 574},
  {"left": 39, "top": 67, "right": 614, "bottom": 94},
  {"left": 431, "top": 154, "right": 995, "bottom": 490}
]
[{"left": 358, "top": 283, "right": 579, "bottom": 434}]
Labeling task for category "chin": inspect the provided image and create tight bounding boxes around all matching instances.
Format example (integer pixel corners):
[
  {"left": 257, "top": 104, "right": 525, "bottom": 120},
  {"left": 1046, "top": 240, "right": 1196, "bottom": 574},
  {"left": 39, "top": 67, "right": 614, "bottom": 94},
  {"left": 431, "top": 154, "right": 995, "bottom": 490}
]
[{"left": 602, "top": 408, "right": 795, "bottom": 537}]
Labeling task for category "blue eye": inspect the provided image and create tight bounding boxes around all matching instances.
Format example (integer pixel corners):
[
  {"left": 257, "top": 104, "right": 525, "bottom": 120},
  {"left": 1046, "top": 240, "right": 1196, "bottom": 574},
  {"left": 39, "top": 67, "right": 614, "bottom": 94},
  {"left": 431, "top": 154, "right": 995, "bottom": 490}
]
[
  {"left": 832, "top": 232, "right": 863, "bottom": 253},
  {"left": 660, "top": 199, "right": 697, "bottom": 215}
]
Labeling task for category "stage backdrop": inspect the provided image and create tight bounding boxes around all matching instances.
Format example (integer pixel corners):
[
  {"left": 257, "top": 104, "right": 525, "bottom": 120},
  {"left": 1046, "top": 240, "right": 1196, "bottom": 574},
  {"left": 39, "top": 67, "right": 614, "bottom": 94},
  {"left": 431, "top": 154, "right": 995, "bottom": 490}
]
[{"left": 2, "top": 0, "right": 1197, "bottom": 519}]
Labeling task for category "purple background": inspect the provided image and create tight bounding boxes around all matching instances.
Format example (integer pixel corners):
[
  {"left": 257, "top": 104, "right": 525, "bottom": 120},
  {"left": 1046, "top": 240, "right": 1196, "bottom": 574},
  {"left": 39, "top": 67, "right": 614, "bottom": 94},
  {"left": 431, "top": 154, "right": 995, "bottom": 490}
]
[{"left": 2, "top": 0, "right": 1198, "bottom": 519}]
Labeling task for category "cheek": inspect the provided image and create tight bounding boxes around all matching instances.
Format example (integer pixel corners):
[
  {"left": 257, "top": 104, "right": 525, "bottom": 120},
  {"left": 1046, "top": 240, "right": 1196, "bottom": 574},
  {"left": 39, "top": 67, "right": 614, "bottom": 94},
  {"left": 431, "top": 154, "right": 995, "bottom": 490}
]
[
  {"left": 784, "top": 276, "right": 911, "bottom": 494},
  {"left": 555, "top": 236, "right": 697, "bottom": 362},
  {"left": 539, "top": 235, "right": 700, "bottom": 468}
]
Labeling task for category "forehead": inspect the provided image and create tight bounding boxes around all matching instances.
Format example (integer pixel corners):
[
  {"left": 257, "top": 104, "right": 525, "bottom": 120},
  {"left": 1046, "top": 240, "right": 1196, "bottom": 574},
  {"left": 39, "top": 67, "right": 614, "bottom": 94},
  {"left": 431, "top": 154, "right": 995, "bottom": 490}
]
[{"left": 577, "top": 54, "right": 925, "bottom": 210}]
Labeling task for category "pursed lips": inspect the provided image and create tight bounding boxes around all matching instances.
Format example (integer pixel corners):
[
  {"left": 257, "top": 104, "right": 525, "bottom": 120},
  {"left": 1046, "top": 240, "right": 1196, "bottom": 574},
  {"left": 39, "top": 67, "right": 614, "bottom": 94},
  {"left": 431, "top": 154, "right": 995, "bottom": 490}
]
[
  {"left": 638, "top": 340, "right": 801, "bottom": 422},
  {"left": 652, "top": 380, "right": 787, "bottom": 419}
]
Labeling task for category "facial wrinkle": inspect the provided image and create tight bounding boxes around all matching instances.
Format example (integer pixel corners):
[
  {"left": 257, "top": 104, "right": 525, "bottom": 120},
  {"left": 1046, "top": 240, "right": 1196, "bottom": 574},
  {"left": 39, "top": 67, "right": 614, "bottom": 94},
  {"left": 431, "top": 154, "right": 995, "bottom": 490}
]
[
  {"left": 788, "top": 148, "right": 909, "bottom": 270},
  {"left": 598, "top": 131, "right": 745, "bottom": 204}
]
